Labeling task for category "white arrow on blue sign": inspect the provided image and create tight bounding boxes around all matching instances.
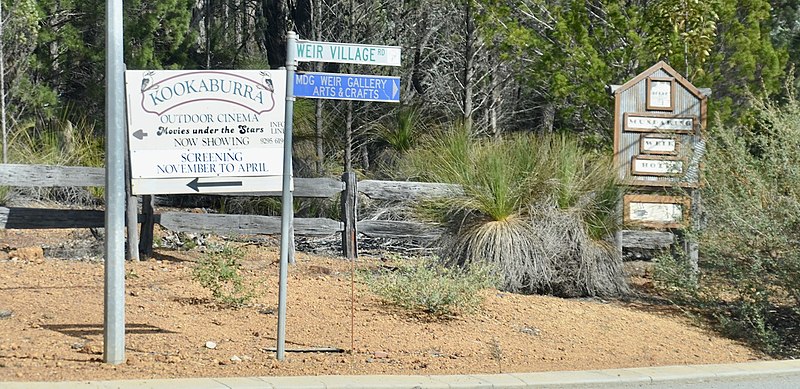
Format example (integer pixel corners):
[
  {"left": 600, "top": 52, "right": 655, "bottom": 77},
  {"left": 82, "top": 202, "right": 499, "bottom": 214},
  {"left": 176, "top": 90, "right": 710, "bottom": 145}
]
[{"left": 293, "top": 72, "right": 400, "bottom": 103}]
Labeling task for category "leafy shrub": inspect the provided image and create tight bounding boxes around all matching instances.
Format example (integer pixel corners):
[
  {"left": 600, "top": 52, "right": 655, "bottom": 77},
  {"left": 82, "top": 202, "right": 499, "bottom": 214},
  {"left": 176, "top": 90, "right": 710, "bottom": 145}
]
[
  {"left": 400, "top": 126, "right": 628, "bottom": 297},
  {"left": 365, "top": 256, "right": 497, "bottom": 317},
  {"left": 659, "top": 81, "right": 800, "bottom": 356},
  {"left": 192, "top": 244, "right": 254, "bottom": 307}
]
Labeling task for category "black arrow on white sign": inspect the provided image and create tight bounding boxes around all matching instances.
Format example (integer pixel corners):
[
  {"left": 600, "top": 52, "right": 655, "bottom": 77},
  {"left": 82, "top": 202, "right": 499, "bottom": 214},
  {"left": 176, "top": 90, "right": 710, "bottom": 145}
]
[
  {"left": 132, "top": 129, "right": 148, "bottom": 140},
  {"left": 187, "top": 177, "right": 243, "bottom": 192}
]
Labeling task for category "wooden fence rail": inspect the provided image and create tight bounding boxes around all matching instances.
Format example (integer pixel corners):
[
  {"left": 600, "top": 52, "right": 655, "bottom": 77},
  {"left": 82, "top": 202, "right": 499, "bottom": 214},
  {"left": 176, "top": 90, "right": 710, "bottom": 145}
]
[{"left": 0, "top": 164, "right": 672, "bottom": 258}]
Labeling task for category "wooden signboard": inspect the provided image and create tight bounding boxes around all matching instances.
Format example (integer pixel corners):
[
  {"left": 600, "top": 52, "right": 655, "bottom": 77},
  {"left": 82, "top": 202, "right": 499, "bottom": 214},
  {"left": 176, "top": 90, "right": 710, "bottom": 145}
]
[
  {"left": 623, "top": 194, "right": 690, "bottom": 229},
  {"left": 612, "top": 61, "right": 707, "bottom": 188}
]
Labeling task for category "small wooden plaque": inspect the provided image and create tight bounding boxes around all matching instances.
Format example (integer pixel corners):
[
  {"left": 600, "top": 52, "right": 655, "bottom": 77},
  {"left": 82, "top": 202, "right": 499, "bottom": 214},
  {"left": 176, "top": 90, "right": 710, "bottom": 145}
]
[
  {"left": 639, "top": 135, "right": 679, "bottom": 155},
  {"left": 624, "top": 194, "right": 690, "bottom": 229},
  {"left": 631, "top": 155, "right": 684, "bottom": 177},
  {"left": 646, "top": 77, "right": 674, "bottom": 111}
]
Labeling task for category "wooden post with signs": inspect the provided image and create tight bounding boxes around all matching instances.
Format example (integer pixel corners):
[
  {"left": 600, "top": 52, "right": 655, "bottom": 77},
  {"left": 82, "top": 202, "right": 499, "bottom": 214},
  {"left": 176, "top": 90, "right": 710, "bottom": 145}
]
[{"left": 612, "top": 61, "right": 709, "bottom": 277}]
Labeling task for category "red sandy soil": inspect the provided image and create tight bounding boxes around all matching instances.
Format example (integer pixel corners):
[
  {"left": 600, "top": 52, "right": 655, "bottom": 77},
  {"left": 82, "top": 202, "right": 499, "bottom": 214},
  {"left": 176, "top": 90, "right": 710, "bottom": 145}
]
[{"left": 0, "top": 228, "right": 763, "bottom": 382}]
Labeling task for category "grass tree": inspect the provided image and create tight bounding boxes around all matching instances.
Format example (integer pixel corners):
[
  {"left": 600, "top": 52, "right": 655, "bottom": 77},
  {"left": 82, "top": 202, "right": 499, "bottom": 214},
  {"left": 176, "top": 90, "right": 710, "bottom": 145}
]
[{"left": 401, "top": 125, "right": 627, "bottom": 297}]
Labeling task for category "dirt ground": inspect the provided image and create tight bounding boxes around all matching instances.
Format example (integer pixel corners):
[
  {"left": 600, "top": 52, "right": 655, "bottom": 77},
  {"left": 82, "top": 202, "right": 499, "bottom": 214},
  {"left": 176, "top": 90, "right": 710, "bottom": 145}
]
[{"left": 0, "top": 228, "right": 764, "bottom": 382}]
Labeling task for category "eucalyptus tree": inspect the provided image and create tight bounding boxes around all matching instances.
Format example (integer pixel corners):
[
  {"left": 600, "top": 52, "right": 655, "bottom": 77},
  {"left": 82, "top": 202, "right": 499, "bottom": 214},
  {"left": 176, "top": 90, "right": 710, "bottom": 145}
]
[{"left": 1, "top": 0, "right": 41, "bottom": 162}]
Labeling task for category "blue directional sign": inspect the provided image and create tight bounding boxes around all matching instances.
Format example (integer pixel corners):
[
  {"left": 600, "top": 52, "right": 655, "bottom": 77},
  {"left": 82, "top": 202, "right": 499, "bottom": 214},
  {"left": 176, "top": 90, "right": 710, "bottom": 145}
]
[{"left": 293, "top": 72, "right": 400, "bottom": 103}]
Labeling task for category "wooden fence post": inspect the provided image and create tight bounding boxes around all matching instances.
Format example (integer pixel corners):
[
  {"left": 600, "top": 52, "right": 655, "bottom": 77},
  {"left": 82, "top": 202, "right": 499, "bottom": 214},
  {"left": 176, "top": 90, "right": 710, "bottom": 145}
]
[
  {"left": 341, "top": 172, "right": 357, "bottom": 259},
  {"left": 686, "top": 189, "right": 701, "bottom": 281},
  {"left": 138, "top": 195, "right": 154, "bottom": 258},
  {"left": 126, "top": 194, "right": 139, "bottom": 261},
  {"left": 125, "top": 152, "right": 139, "bottom": 261}
]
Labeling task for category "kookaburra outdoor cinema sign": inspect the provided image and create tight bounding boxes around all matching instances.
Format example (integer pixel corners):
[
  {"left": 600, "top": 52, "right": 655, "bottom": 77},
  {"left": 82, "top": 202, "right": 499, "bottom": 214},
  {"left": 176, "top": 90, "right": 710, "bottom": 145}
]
[{"left": 125, "top": 70, "right": 287, "bottom": 195}]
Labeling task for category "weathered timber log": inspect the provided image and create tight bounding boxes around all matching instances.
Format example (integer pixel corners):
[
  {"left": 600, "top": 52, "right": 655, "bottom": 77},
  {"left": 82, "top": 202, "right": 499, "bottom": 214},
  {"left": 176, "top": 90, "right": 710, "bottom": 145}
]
[
  {"left": 621, "top": 230, "right": 674, "bottom": 250},
  {"left": 139, "top": 195, "right": 155, "bottom": 257},
  {"left": 357, "top": 220, "right": 444, "bottom": 241},
  {"left": 359, "top": 180, "right": 462, "bottom": 200},
  {"left": 158, "top": 212, "right": 341, "bottom": 236},
  {"left": 0, "top": 207, "right": 105, "bottom": 229},
  {"left": 0, "top": 164, "right": 104, "bottom": 187}
]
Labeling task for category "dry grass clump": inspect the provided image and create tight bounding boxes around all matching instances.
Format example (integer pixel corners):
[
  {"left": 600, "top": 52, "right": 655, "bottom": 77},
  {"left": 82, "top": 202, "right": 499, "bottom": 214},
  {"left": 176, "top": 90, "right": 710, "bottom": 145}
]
[
  {"left": 403, "top": 126, "right": 627, "bottom": 298},
  {"left": 443, "top": 206, "right": 627, "bottom": 298}
]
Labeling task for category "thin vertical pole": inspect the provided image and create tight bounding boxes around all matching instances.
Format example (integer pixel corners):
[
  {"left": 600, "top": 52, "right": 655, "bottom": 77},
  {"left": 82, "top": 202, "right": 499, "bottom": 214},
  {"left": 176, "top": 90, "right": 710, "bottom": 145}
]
[
  {"left": 277, "top": 31, "right": 297, "bottom": 362},
  {"left": 0, "top": 0, "right": 7, "bottom": 164},
  {"left": 104, "top": 0, "right": 126, "bottom": 364}
]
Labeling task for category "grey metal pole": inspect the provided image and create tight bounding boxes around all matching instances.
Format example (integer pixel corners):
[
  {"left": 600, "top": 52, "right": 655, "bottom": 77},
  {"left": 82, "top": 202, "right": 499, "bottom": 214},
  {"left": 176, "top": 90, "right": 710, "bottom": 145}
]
[
  {"left": 277, "top": 31, "right": 297, "bottom": 361},
  {"left": 104, "top": 0, "right": 126, "bottom": 364}
]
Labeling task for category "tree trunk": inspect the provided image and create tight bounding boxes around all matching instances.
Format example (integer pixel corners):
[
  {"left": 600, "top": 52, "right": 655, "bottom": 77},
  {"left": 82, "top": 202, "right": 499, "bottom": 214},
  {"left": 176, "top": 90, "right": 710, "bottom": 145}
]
[
  {"left": 313, "top": 0, "right": 324, "bottom": 175},
  {"left": 1, "top": 0, "right": 6, "bottom": 163},
  {"left": 462, "top": 0, "right": 475, "bottom": 133},
  {"left": 263, "top": 0, "right": 287, "bottom": 69},
  {"left": 345, "top": 99, "right": 353, "bottom": 172},
  {"left": 542, "top": 103, "right": 555, "bottom": 133}
]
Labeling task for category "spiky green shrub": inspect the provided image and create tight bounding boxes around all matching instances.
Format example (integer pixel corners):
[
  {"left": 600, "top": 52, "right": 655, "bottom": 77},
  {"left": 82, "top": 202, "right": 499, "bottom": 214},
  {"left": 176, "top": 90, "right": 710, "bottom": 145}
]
[
  {"left": 365, "top": 256, "right": 497, "bottom": 317},
  {"left": 401, "top": 126, "right": 627, "bottom": 297}
]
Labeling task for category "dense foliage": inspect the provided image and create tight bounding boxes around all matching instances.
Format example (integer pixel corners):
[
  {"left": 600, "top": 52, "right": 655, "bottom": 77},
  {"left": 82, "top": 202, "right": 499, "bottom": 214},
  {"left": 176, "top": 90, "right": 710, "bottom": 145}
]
[
  {"left": 1, "top": 0, "right": 795, "bottom": 169},
  {"left": 655, "top": 80, "right": 800, "bottom": 356}
]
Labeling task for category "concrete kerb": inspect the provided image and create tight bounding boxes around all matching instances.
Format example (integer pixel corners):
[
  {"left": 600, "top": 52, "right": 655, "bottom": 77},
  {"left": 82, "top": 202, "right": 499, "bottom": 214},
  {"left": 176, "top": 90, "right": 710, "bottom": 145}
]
[{"left": 3, "top": 359, "right": 800, "bottom": 389}]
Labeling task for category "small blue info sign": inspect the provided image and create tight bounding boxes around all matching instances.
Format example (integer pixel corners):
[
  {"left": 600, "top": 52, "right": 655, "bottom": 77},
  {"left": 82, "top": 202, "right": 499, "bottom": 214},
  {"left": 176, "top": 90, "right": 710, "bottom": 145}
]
[{"left": 293, "top": 72, "right": 400, "bottom": 102}]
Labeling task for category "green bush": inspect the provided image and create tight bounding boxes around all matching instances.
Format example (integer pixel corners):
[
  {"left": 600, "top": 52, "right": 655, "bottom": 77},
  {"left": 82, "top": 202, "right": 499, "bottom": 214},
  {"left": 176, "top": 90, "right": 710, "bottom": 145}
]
[
  {"left": 192, "top": 244, "right": 254, "bottom": 307},
  {"left": 400, "top": 126, "right": 628, "bottom": 297},
  {"left": 365, "top": 256, "right": 497, "bottom": 318},
  {"left": 660, "top": 81, "right": 800, "bottom": 356}
]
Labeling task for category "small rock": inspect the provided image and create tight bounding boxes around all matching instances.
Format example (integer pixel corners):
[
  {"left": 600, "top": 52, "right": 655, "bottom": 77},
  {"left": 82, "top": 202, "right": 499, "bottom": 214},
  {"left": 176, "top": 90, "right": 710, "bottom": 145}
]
[
  {"left": 241, "top": 355, "right": 252, "bottom": 361},
  {"left": 78, "top": 341, "right": 102, "bottom": 355},
  {"left": 230, "top": 355, "right": 242, "bottom": 362},
  {"left": 205, "top": 341, "right": 217, "bottom": 349},
  {"left": 520, "top": 326, "right": 541, "bottom": 336},
  {"left": 372, "top": 351, "right": 389, "bottom": 359},
  {"left": 0, "top": 310, "right": 12, "bottom": 319},
  {"left": 153, "top": 354, "right": 181, "bottom": 363}
]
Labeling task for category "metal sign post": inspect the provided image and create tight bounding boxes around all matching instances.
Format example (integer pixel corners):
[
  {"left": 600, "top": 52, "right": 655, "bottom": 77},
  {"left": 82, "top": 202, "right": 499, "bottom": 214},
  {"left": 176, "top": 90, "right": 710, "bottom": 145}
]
[
  {"left": 277, "top": 31, "right": 297, "bottom": 362},
  {"left": 276, "top": 33, "right": 401, "bottom": 361},
  {"left": 104, "top": 0, "right": 126, "bottom": 364}
]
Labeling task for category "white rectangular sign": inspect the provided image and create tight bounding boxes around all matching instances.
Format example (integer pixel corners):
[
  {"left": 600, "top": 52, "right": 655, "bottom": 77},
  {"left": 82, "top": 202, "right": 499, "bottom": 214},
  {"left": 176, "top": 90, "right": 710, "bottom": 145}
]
[
  {"left": 625, "top": 114, "right": 694, "bottom": 133},
  {"left": 125, "top": 70, "right": 286, "bottom": 194},
  {"left": 296, "top": 40, "right": 401, "bottom": 66},
  {"left": 640, "top": 136, "right": 677, "bottom": 154},
  {"left": 629, "top": 202, "right": 684, "bottom": 224},
  {"left": 632, "top": 157, "right": 683, "bottom": 175}
]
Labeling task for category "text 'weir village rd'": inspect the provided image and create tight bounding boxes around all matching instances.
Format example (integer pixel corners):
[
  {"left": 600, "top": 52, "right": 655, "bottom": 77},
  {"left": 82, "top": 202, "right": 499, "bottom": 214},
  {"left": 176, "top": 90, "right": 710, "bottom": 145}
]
[{"left": 294, "top": 40, "right": 402, "bottom": 67}]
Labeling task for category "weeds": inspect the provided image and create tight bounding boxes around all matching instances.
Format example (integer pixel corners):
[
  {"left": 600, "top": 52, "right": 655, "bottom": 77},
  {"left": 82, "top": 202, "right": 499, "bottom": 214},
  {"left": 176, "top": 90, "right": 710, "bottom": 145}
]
[
  {"left": 192, "top": 244, "right": 255, "bottom": 308},
  {"left": 364, "top": 256, "right": 497, "bottom": 318}
]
